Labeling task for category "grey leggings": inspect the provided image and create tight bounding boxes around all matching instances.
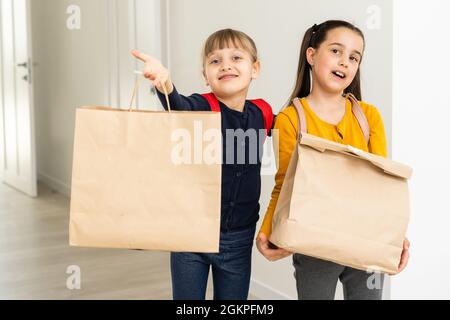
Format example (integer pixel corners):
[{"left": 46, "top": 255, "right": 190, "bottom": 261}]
[{"left": 293, "top": 253, "right": 385, "bottom": 300}]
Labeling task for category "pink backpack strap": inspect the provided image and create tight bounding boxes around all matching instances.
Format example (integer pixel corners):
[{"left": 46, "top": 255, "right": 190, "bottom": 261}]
[
  {"left": 201, "top": 92, "right": 221, "bottom": 112},
  {"left": 292, "top": 98, "right": 308, "bottom": 138},
  {"left": 249, "top": 99, "right": 274, "bottom": 136},
  {"left": 345, "top": 93, "right": 370, "bottom": 145},
  {"left": 293, "top": 95, "right": 370, "bottom": 145}
]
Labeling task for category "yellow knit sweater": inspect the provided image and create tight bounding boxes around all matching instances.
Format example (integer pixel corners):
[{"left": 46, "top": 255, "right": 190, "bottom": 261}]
[{"left": 259, "top": 97, "right": 388, "bottom": 237}]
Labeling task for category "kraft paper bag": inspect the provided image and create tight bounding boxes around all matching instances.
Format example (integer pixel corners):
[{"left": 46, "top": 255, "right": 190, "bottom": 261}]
[
  {"left": 69, "top": 104, "right": 222, "bottom": 253},
  {"left": 270, "top": 132, "right": 412, "bottom": 274}
]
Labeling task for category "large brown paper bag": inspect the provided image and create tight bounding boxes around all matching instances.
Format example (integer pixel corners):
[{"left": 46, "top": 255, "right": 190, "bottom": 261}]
[
  {"left": 69, "top": 92, "right": 222, "bottom": 252},
  {"left": 270, "top": 101, "right": 412, "bottom": 274}
]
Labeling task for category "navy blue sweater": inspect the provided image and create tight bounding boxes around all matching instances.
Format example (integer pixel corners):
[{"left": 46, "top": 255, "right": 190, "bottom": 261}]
[{"left": 157, "top": 87, "right": 269, "bottom": 231}]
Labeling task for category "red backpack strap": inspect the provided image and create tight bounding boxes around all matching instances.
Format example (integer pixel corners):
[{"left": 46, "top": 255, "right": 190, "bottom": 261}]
[
  {"left": 201, "top": 92, "right": 221, "bottom": 112},
  {"left": 201, "top": 94, "right": 274, "bottom": 135},
  {"left": 250, "top": 99, "right": 274, "bottom": 136}
]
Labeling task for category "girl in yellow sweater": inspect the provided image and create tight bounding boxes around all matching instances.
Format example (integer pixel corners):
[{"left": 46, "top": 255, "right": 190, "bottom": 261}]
[{"left": 256, "top": 20, "right": 410, "bottom": 300}]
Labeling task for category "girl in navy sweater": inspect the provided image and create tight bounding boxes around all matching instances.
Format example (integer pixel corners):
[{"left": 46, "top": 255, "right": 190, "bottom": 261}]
[{"left": 132, "top": 29, "right": 274, "bottom": 300}]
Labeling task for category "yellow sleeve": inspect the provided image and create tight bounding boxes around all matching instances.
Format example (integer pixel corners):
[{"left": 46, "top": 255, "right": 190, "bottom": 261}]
[
  {"left": 363, "top": 103, "right": 388, "bottom": 158},
  {"left": 258, "top": 109, "right": 298, "bottom": 238}
]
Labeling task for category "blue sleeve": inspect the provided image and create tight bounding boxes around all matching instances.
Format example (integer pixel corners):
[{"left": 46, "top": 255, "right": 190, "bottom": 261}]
[{"left": 156, "top": 85, "right": 210, "bottom": 111}]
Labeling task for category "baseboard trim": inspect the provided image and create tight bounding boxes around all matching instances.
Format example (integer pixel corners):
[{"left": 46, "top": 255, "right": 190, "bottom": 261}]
[
  {"left": 250, "top": 278, "right": 294, "bottom": 300},
  {"left": 37, "top": 172, "right": 71, "bottom": 197}
]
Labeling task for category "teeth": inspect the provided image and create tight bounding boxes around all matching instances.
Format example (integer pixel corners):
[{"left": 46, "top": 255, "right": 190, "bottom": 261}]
[
  {"left": 220, "top": 75, "right": 236, "bottom": 80},
  {"left": 334, "top": 71, "right": 345, "bottom": 78}
]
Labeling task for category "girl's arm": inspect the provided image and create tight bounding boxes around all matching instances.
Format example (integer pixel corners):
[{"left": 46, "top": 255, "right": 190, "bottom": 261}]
[
  {"left": 156, "top": 87, "right": 211, "bottom": 112},
  {"left": 131, "top": 50, "right": 173, "bottom": 94},
  {"left": 259, "top": 109, "right": 298, "bottom": 238},
  {"left": 131, "top": 50, "right": 210, "bottom": 111},
  {"left": 256, "top": 108, "right": 298, "bottom": 261},
  {"left": 363, "top": 102, "right": 388, "bottom": 157}
]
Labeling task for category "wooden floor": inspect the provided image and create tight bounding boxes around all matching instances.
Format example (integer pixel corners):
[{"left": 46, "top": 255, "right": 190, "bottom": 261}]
[{"left": 0, "top": 182, "right": 232, "bottom": 300}]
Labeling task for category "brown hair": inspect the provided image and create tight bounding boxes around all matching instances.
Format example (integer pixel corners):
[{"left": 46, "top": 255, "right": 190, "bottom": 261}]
[
  {"left": 202, "top": 29, "right": 258, "bottom": 68},
  {"left": 288, "top": 20, "right": 365, "bottom": 104}
]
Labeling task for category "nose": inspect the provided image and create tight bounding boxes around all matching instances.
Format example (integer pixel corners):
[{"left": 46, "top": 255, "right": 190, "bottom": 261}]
[
  {"left": 220, "top": 64, "right": 232, "bottom": 71},
  {"left": 339, "top": 59, "right": 348, "bottom": 68},
  {"left": 220, "top": 58, "right": 233, "bottom": 71}
]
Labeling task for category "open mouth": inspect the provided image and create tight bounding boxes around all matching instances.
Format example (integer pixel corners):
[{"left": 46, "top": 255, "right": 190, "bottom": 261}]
[
  {"left": 332, "top": 71, "right": 346, "bottom": 79},
  {"left": 219, "top": 74, "right": 238, "bottom": 81}
]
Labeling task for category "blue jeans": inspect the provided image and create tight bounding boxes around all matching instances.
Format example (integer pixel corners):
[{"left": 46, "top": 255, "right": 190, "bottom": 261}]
[{"left": 170, "top": 225, "right": 256, "bottom": 300}]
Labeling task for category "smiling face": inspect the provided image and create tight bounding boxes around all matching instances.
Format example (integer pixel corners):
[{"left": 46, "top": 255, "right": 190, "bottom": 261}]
[
  {"left": 203, "top": 46, "right": 260, "bottom": 98},
  {"left": 307, "top": 27, "right": 364, "bottom": 95}
]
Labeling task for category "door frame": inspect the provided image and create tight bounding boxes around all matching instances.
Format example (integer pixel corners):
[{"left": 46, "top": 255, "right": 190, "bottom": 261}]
[
  {"left": 107, "top": 0, "right": 167, "bottom": 110},
  {"left": 0, "top": 0, "right": 37, "bottom": 197}
]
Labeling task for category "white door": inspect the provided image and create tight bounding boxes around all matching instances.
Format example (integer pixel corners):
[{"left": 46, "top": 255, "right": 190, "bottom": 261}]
[{"left": 0, "top": 0, "right": 37, "bottom": 197}]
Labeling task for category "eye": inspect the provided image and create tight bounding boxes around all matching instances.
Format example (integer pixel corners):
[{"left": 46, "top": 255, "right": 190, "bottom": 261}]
[
  {"left": 232, "top": 56, "right": 242, "bottom": 61},
  {"left": 350, "top": 56, "right": 359, "bottom": 63},
  {"left": 331, "top": 48, "right": 340, "bottom": 55},
  {"left": 209, "top": 59, "right": 220, "bottom": 65}
]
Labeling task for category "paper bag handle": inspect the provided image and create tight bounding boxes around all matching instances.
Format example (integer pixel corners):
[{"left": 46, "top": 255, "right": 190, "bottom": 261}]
[{"left": 128, "top": 72, "right": 171, "bottom": 112}]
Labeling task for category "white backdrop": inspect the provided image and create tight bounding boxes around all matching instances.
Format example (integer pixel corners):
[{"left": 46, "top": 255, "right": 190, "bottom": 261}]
[{"left": 391, "top": 0, "right": 450, "bottom": 299}]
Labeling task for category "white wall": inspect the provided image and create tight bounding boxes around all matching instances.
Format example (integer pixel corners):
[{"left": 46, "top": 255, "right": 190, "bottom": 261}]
[
  {"left": 166, "top": 0, "right": 393, "bottom": 299},
  {"left": 31, "top": 0, "right": 161, "bottom": 195},
  {"left": 31, "top": 0, "right": 111, "bottom": 194},
  {"left": 391, "top": 0, "right": 450, "bottom": 299}
]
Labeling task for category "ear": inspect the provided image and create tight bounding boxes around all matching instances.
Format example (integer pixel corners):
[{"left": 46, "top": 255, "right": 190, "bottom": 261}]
[
  {"left": 306, "top": 47, "right": 316, "bottom": 67},
  {"left": 251, "top": 60, "right": 261, "bottom": 80},
  {"left": 202, "top": 70, "right": 210, "bottom": 86}
]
